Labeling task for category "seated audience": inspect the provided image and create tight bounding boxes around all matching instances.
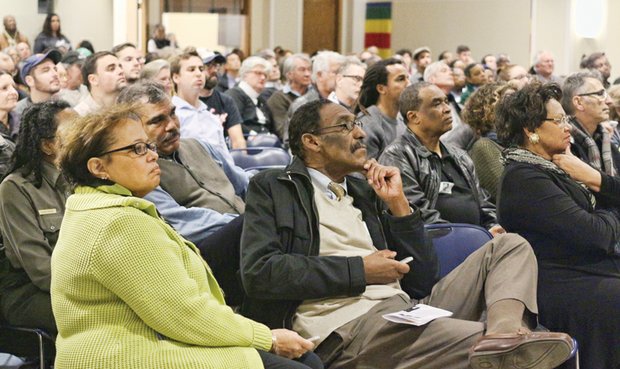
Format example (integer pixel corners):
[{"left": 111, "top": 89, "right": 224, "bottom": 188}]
[
  {"left": 0, "top": 15, "right": 28, "bottom": 50},
  {"left": 0, "top": 100, "right": 73, "bottom": 335},
  {"left": 56, "top": 51, "right": 89, "bottom": 106},
  {"left": 357, "top": 58, "right": 409, "bottom": 159},
  {"left": 240, "top": 98, "right": 573, "bottom": 369},
  {"left": 216, "top": 52, "right": 241, "bottom": 93},
  {"left": 111, "top": 42, "right": 142, "bottom": 84},
  {"left": 74, "top": 51, "right": 127, "bottom": 116},
  {"left": 14, "top": 50, "right": 62, "bottom": 126},
  {"left": 497, "top": 63, "right": 530, "bottom": 90},
  {"left": 51, "top": 104, "right": 322, "bottom": 369},
  {"left": 529, "top": 51, "right": 562, "bottom": 84},
  {"left": 496, "top": 82, "right": 620, "bottom": 369},
  {"left": 226, "top": 56, "right": 275, "bottom": 135},
  {"left": 140, "top": 58, "right": 173, "bottom": 95},
  {"left": 459, "top": 63, "right": 487, "bottom": 105},
  {"left": 326, "top": 58, "right": 366, "bottom": 111},
  {"left": 267, "top": 53, "right": 312, "bottom": 141},
  {"left": 171, "top": 52, "right": 232, "bottom": 156},
  {"left": 33, "top": 13, "right": 71, "bottom": 54},
  {"left": 198, "top": 51, "right": 247, "bottom": 149},
  {"left": 0, "top": 71, "right": 18, "bottom": 141},
  {"left": 287, "top": 51, "right": 345, "bottom": 117},
  {"left": 580, "top": 52, "right": 612, "bottom": 88},
  {"left": 561, "top": 71, "right": 620, "bottom": 174},
  {"left": 462, "top": 82, "right": 516, "bottom": 201},
  {"left": 118, "top": 81, "right": 249, "bottom": 305},
  {"left": 147, "top": 24, "right": 177, "bottom": 57},
  {"left": 379, "top": 82, "right": 503, "bottom": 236}
]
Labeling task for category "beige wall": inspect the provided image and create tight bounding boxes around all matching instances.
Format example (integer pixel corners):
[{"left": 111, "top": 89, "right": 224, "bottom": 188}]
[{"left": 0, "top": 0, "right": 113, "bottom": 51}]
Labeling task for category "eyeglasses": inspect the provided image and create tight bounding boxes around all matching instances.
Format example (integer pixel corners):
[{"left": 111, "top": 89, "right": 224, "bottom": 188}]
[
  {"left": 343, "top": 75, "right": 364, "bottom": 83},
  {"left": 99, "top": 141, "right": 157, "bottom": 157},
  {"left": 544, "top": 115, "right": 570, "bottom": 126},
  {"left": 311, "top": 119, "right": 363, "bottom": 135},
  {"left": 249, "top": 70, "right": 267, "bottom": 78},
  {"left": 577, "top": 89, "right": 608, "bottom": 100}
]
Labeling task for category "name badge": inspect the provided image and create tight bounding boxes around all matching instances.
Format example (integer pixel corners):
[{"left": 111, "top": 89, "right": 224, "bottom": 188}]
[
  {"left": 439, "top": 182, "right": 454, "bottom": 195},
  {"left": 38, "top": 208, "right": 57, "bottom": 215}
]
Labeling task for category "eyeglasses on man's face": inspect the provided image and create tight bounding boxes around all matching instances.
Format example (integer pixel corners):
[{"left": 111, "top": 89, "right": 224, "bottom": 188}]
[
  {"left": 99, "top": 141, "right": 157, "bottom": 157},
  {"left": 311, "top": 118, "right": 363, "bottom": 135},
  {"left": 342, "top": 74, "right": 364, "bottom": 83},
  {"left": 577, "top": 89, "right": 608, "bottom": 100}
]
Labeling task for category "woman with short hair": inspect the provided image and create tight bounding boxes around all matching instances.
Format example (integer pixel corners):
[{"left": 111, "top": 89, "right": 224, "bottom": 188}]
[
  {"left": 497, "top": 82, "right": 620, "bottom": 369},
  {"left": 51, "top": 104, "right": 321, "bottom": 369}
]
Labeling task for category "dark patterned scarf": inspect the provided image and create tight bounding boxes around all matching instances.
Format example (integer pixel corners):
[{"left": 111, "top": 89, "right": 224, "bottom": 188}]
[
  {"left": 503, "top": 147, "right": 596, "bottom": 208},
  {"left": 570, "top": 117, "right": 616, "bottom": 176}
]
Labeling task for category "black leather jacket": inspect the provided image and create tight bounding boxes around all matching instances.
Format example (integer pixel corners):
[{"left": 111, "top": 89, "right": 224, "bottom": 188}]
[
  {"left": 239, "top": 157, "right": 439, "bottom": 329},
  {"left": 379, "top": 128, "right": 498, "bottom": 229}
]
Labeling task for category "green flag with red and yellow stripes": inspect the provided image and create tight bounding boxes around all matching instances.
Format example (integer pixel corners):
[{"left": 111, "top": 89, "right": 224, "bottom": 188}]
[{"left": 365, "top": 2, "right": 392, "bottom": 58}]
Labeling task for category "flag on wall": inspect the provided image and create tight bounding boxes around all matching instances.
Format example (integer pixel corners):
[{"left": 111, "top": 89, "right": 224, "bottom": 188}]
[{"left": 364, "top": 2, "right": 392, "bottom": 58}]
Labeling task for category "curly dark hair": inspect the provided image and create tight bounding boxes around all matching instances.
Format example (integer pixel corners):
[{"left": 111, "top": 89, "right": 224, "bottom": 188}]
[
  {"left": 495, "top": 82, "right": 562, "bottom": 147},
  {"left": 289, "top": 99, "right": 334, "bottom": 160},
  {"left": 462, "top": 82, "right": 515, "bottom": 136},
  {"left": 5, "top": 100, "right": 71, "bottom": 187},
  {"left": 355, "top": 58, "right": 403, "bottom": 113}
]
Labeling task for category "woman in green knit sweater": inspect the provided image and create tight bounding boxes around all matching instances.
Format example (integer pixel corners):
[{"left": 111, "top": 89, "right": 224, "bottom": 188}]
[{"left": 51, "top": 104, "right": 321, "bottom": 369}]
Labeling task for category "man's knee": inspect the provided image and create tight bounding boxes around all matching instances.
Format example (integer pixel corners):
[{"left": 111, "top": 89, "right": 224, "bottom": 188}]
[{"left": 486, "top": 233, "right": 534, "bottom": 259}]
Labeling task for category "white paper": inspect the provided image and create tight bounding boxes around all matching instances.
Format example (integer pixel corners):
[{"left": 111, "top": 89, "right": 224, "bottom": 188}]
[{"left": 382, "top": 304, "right": 453, "bottom": 326}]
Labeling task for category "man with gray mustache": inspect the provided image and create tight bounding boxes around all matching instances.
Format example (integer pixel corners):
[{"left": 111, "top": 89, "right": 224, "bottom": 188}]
[{"left": 117, "top": 80, "right": 249, "bottom": 306}]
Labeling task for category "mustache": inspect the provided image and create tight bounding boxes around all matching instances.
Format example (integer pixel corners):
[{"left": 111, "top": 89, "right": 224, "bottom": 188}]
[
  {"left": 159, "top": 129, "right": 180, "bottom": 144},
  {"left": 351, "top": 140, "right": 365, "bottom": 153}
]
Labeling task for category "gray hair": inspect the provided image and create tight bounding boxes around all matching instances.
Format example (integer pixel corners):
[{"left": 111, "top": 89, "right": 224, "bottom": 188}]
[
  {"left": 282, "top": 53, "right": 311, "bottom": 81},
  {"left": 423, "top": 61, "right": 449, "bottom": 82},
  {"left": 311, "top": 51, "right": 346, "bottom": 81},
  {"left": 239, "top": 56, "right": 272, "bottom": 80},
  {"left": 140, "top": 59, "right": 170, "bottom": 80},
  {"left": 337, "top": 57, "right": 366, "bottom": 75},
  {"left": 533, "top": 50, "right": 553, "bottom": 66},
  {"left": 561, "top": 71, "right": 600, "bottom": 115},
  {"left": 117, "top": 79, "right": 169, "bottom": 105}
]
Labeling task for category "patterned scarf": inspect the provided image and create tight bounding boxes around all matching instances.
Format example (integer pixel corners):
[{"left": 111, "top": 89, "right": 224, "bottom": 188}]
[
  {"left": 569, "top": 117, "right": 616, "bottom": 176},
  {"left": 503, "top": 147, "right": 596, "bottom": 208}
]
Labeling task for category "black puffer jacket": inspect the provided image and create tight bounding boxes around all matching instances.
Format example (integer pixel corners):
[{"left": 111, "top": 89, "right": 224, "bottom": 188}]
[
  {"left": 239, "top": 157, "right": 438, "bottom": 329},
  {"left": 379, "top": 128, "right": 498, "bottom": 229}
]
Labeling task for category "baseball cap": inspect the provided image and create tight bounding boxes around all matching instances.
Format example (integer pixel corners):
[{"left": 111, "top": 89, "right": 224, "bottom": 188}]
[
  {"left": 413, "top": 46, "right": 431, "bottom": 60},
  {"left": 20, "top": 49, "right": 63, "bottom": 78},
  {"left": 197, "top": 48, "right": 226, "bottom": 65},
  {"left": 61, "top": 51, "right": 86, "bottom": 66}
]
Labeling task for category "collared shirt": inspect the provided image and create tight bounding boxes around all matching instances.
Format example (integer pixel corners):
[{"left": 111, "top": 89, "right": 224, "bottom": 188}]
[
  {"left": 0, "top": 161, "right": 71, "bottom": 292},
  {"left": 172, "top": 95, "right": 228, "bottom": 153},
  {"left": 238, "top": 81, "right": 267, "bottom": 124},
  {"left": 144, "top": 139, "right": 250, "bottom": 243},
  {"left": 73, "top": 94, "right": 102, "bottom": 117},
  {"left": 282, "top": 83, "right": 305, "bottom": 98},
  {"left": 327, "top": 91, "right": 352, "bottom": 111},
  {"left": 307, "top": 167, "right": 348, "bottom": 201}
]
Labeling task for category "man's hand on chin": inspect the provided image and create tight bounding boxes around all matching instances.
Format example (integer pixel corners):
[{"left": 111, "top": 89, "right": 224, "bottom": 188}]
[{"left": 363, "top": 159, "right": 411, "bottom": 217}]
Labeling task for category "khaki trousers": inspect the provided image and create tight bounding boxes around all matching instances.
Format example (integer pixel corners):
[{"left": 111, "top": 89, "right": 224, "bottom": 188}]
[{"left": 316, "top": 233, "right": 537, "bottom": 369}]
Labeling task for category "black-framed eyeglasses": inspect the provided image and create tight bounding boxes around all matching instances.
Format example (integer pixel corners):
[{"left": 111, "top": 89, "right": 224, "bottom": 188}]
[
  {"left": 544, "top": 115, "right": 570, "bottom": 126},
  {"left": 577, "top": 89, "right": 608, "bottom": 100},
  {"left": 311, "top": 119, "right": 363, "bottom": 135},
  {"left": 99, "top": 141, "right": 157, "bottom": 157},
  {"left": 343, "top": 75, "right": 364, "bottom": 83}
]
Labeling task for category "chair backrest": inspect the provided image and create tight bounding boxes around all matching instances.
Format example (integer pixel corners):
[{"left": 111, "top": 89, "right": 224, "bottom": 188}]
[
  {"left": 246, "top": 134, "right": 282, "bottom": 148},
  {"left": 0, "top": 325, "right": 55, "bottom": 368},
  {"left": 230, "top": 147, "right": 291, "bottom": 171},
  {"left": 424, "top": 223, "right": 493, "bottom": 278}
]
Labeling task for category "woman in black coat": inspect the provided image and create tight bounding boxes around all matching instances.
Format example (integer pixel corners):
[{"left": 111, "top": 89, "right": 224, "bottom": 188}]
[{"left": 496, "top": 82, "right": 620, "bottom": 369}]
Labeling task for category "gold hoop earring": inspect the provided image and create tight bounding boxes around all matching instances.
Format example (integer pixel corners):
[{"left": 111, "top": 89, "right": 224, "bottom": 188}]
[{"left": 529, "top": 133, "right": 540, "bottom": 144}]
